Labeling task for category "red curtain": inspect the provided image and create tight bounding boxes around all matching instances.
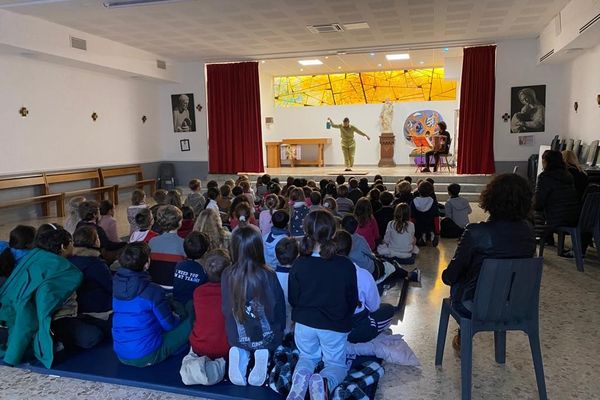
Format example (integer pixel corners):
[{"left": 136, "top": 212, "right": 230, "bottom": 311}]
[
  {"left": 458, "top": 46, "right": 496, "bottom": 175},
  {"left": 207, "top": 62, "right": 264, "bottom": 174}
]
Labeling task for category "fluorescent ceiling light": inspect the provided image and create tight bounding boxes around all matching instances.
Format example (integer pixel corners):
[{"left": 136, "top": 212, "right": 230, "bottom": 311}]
[
  {"left": 0, "top": 0, "right": 72, "bottom": 7},
  {"left": 386, "top": 53, "right": 410, "bottom": 61},
  {"left": 103, "top": 0, "right": 189, "bottom": 8},
  {"left": 343, "top": 22, "right": 370, "bottom": 30},
  {"left": 298, "top": 59, "right": 323, "bottom": 66}
]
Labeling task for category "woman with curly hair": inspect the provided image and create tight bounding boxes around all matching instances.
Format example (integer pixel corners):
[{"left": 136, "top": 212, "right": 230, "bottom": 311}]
[
  {"left": 441, "top": 173, "right": 536, "bottom": 351},
  {"left": 193, "top": 209, "right": 231, "bottom": 252}
]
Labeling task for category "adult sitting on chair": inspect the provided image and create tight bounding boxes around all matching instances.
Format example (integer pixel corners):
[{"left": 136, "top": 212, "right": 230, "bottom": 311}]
[
  {"left": 441, "top": 174, "right": 536, "bottom": 350},
  {"left": 533, "top": 150, "right": 580, "bottom": 254},
  {"left": 421, "top": 121, "right": 451, "bottom": 173}
]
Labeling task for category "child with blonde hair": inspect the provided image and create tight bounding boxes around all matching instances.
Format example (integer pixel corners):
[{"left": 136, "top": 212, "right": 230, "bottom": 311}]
[{"left": 193, "top": 209, "right": 231, "bottom": 251}]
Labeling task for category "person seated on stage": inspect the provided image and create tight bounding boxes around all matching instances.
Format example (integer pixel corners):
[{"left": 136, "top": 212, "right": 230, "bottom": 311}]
[
  {"left": 173, "top": 231, "right": 210, "bottom": 305},
  {"left": 375, "top": 191, "right": 395, "bottom": 240},
  {"left": 336, "top": 184, "right": 355, "bottom": 216},
  {"left": 184, "top": 179, "right": 205, "bottom": 218},
  {"left": 354, "top": 198, "right": 380, "bottom": 251},
  {"left": 275, "top": 237, "right": 298, "bottom": 334},
  {"left": 393, "top": 180, "right": 414, "bottom": 206},
  {"left": 309, "top": 191, "right": 322, "bottom": 212},
  {"left": 410, "top": 181, "right": 441, "bottom": 247},
  {"left": 129, "top": 208, "right": 159, "bottom": 244},
  {"left": 334, "top": 230, "right": 396, "bottom": 344},
  {"left": 368, "top": 188, "right": 382, "bottom": 214},
  {"left": 422, "top": 121, "right": 451, "bottom": 173},
  {"left": 113, "top": 242, "right": 192, "bottom": 367},
  {"left": 289, "top": 187, "right": 311, "bottom": 238},
  {"left": 336, "top": 175, "right": 346, "bottom": 186},
  {"left": 341, "top": 215, "right": 375, "bottom": 275},
  {"left": 377, "top": 203, "right": 419, "bottom": 263},
  {"left": 177, "top": 206, "right": 195, "bottom": 239},
  {"left": 189, "top": 249, "right": 231, "bottom": 362},
  {"left": 348, "top": 178, "right": 363, "bottom": 205},
  {"left": 441, "top": 183, "right": 472, "bottom": 239}
]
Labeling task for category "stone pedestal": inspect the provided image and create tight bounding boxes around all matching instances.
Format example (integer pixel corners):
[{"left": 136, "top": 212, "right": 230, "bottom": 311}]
[{"left": 378, "top": 132, "right": 396, "bottom": 167}]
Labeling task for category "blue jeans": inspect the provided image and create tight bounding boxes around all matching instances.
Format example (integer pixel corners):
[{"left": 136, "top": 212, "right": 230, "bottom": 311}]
[{"left": 294, "top": 323, "right": 349, "bottom": 392}]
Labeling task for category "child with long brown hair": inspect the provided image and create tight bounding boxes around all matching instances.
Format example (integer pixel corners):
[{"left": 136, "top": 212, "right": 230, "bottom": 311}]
[
  {"left": 259, "top": 194, "right": 279, "bottom": 235},
  {"left": 221, "top": 226, "right": 285, "bottom": 387},
  {"left": 377, "top": 203, "right": 419, "bottom": 260},
  {"left": 353, "top": 197, "right": 379, "bottom": 250}
]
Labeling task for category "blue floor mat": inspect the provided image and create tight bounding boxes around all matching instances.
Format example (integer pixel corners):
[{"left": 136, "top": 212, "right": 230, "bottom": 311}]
[{"left": 25, "top": 343, "right": 283, "bottom": 400}]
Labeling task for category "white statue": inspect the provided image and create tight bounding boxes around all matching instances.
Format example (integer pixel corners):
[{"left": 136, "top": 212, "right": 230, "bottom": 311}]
[{"left": 379, "top": 99, "right": 394, "bottom": 133}]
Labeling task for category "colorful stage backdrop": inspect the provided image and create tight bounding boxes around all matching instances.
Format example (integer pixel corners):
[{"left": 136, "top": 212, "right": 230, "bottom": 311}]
[{"left": 274, "top": 68, "right": 457, "bottom": 107}]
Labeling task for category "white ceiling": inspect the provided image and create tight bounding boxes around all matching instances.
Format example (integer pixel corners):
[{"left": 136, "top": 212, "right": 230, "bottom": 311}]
[
  {"left": 260, "top": 47, "right": 463, "bottom": 76},
  {"left": 1, "top": 0, "right": 569, "bottom": 62}
]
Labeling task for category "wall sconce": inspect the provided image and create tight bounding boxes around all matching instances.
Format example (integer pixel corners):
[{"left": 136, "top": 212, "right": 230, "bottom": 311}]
[
  {"left": 597, "top": 94, "right": 600, "bottom": 107},
  {"left": 142, "top": 115, "right": 147, "bottom": 123},
  {"left": 19, "top": 107, "right": 29, "bottom": 118},
  {"left": 91, "top": 112, "right": 98, "bottom": 121},
  {"left": 501, "top": 113, "right": 510, "bottom": 122},
  {"left": 196, "top": 104, "right": 203, "bottom": 112},
  {"left": 574, "top": 102, "right": 579, "bottom": 113}
]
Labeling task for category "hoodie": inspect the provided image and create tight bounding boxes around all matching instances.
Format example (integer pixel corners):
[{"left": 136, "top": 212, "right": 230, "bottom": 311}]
[
  {"left": 68, "top": 248, "right": 112, "bottom": 313},
  {"left": 112, "top": 268, "right": 181, "bottom": 360},
  {"left": 263, "top": 226, "right": 289, "bottom": 268},
  {"left": 410, "top": 197, "right": 440, "bottom": 236},
  {"left": 445, "top": 196, "right": 472, "bottom": 228}
]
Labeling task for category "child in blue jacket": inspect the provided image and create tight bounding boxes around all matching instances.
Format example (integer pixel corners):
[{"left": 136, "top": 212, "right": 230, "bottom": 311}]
[{"left": 112, "top": 242, "right": 192, "bottom": 367}]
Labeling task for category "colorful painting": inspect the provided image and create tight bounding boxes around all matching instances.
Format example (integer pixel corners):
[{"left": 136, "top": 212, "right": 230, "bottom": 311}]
[
  {"left": 403, "top": 110, "right": 445, "bottom": 157},
  {"left": 274, "top": 68, "right": 457, "bottom": 107}
]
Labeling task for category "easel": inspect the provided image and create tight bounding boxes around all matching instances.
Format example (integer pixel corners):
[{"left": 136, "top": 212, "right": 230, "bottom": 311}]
[{"left": 412, "top": 135, "right": 431, "bottom": 172}]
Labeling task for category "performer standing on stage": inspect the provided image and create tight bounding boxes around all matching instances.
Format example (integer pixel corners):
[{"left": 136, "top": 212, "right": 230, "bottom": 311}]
[
  {"left": 422, "top": 121, "right": 451, "bottom": 173},
  {"left": 327, "top": 117, "right": 370, "bottom": 171}
]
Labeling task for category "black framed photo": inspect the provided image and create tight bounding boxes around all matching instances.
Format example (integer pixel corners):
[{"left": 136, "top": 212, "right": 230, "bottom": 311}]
[
  {"left": 510, "top": 85, "right": 546, "bottom": 133},
  {"left": 171, "top": 93, "right": 196, "bottom": 132},
  {"left": 180, "top": 139, "right": 190, "bottom": 152}
]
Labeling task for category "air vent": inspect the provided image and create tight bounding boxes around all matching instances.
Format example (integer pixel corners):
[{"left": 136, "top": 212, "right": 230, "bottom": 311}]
[
  {"left": 579, "top": 12, "right": 600, "bottom": 34},
  {"left": 306, "top": 24, "right": 344, "bottom": 34},
  {"left": 156, "top": 59, "right": 167, "bottom": 70},
  {"left": 539, "top": 49, "right": 554, "bottom": 63},
  {"left": 70, "top": 36, "right": 87, "bottom": 51}
]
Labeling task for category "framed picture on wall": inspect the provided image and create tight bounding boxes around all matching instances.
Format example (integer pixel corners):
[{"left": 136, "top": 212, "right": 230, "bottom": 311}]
[
  {"left": 171, "top": 93, "right": 196, "bottom": 133},
  {"left": 180, "top": 139, "right": 190, "bottom": 152},
  {"left": 510, "top": 85, "right": 545, "bottom": 134}
]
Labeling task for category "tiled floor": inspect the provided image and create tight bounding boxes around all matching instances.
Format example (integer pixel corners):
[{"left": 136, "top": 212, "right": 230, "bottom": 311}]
[{"left": 1, "top": 204, "right": 599, "bottom": 400}]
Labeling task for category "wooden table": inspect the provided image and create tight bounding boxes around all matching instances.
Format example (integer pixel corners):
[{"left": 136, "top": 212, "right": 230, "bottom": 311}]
[{"left": 281, "top": 138, "right": 332, "bottom": 167}]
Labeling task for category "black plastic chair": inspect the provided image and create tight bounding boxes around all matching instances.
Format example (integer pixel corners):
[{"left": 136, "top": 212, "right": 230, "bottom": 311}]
[
  {"left": 157, "top": 163, "right": 176, "bottom": 190},
  {"left": 539, "top": 186, "right": 600, "bottom": 272},
  {"left": 435, "top": 258, "right": 547, "bottom": 400}
]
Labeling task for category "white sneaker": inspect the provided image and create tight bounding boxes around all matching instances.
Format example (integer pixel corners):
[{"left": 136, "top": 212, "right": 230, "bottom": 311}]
[
  {"left": 248, "top": 348, "right": 269, "bottom": 386},
  {"left": 228, "top": 346, "right": 250, "bottom": 386}
]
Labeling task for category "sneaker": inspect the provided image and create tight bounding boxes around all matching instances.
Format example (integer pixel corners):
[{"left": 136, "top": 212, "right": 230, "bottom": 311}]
[
  {"left": 432, "top": 235, "right": 439, "bottom": 247},
  {"left": 308, "top": 373, "right": 329, "bottom": 400},
  {"left": 421, "top": 167, "right": 431, "bottom": 173},
  {"left": 248, "top": 348, "right": 269, "bottom": 386},
  {"left": 409, "top": 268, "right": 421, "bottom": 283},
  {"left": 228, "top": 347, "right": 250, "bottom": 386},
  {"left": 287, "top": 367, "right": 312, "bottom": 400}
]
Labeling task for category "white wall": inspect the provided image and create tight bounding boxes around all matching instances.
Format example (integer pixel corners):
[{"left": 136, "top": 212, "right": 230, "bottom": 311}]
[
  {"left": 562, "top": 43, "right": 600, "bottom": 144},
  {"left": 0, "top": 53, "right": 162, "bottom": 175},
  {"left": 494, "top": 39, "right": 567, "bottom": 162},
  {"left": 260, "top": 68, "right": 458, "bottom": 166},
  {"left": 159, "top": 62, "right": 208, "bottom": 162}
]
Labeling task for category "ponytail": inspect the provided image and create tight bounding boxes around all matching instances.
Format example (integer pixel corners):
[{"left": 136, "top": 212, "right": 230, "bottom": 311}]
[
  {"left": 300, "top": 210, "right": 337, "bottom": 260},
  {"left": 319, "top": 237, "right": 338, "bottom": 260}
]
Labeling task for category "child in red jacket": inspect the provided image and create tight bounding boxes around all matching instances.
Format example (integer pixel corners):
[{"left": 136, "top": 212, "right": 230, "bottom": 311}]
[{"left": 189, "top": 249, "right": 231, "bottom": 359}]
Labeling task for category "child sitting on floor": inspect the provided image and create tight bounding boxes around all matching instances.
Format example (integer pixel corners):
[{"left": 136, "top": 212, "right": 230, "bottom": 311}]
[
  {"left": 98, "top": 200, "right": 119, "bottom": 242},
  {"left": 113, "top": 242, "right": 192, "bottom": 367},
  {"left": 217, "top": 184, "right": 232, "bottom": 214},
  {"left": 441, "top": 183, "right": 472, "bottom": 238},
  {"left": 77, "top": 201, "right": 125, "bottom": 263},
  {"left": 377, "top": 203, "right": 419, "bottom": 263},
  {"left": 375, "top": 191, "right": 395, "bottom": 240},
  {"left": 410, "top": 181, "right": 441, "bottom": 247},
  {"left": 177, "top": 206, "right": 195, "bottom": 239},
  {"left": 275, "top": 237, "right": 298, "bottom": 334},
  {"left": 336, "top": 184, "right": 354, "bottom": 216},
  {"left": 222, "top": 226, "right": 285, "bottom": 387},
  {"left": 129, "top": 208, "right": 159, "bottom": 243},
  {"left": 205, "top": 188, "right": 220, "bottom": 212},
  {"left": 341, "top": 215, "right": 375, "bottom": 275},
  {"left": 184, "top": 179, "right": 205, "bottom": 217},
  {"left": 190, "top": 249, "right": 231, "bottom": 360},
  {"left": 263, "top": 210, "right": 290, "bottom": 269},
  {"left": 0, "top": 225, "right": 36, "bottom": 287},
  {"left": 259, "top": 194, "right": 279, "bottom": 235},
  {"left": 173, "top": 231, "right": 209, "bottom": 305},
  {"left": 354, "top": 198, "right": 380, "bottom": 251},
  {"left": 65, "top": 196, "right": 87, "bottom": 234},
  {"left": 127, "top": 189, "right": 148, "bottom": 234},
  {"left": 150, "top": 189, "right": 168, "bottom": 234},
  {"left": 148, "top": 205, "right": 186, "bottom": 287}
]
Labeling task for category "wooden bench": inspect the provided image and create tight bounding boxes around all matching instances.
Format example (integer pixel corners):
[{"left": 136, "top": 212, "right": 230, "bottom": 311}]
[
  {"left": 99, "top": 165, "right": 156, "bottom": 205},
  {"left": 0, "top": 174, "right": 65, "bottom": 217},
  {"left": 45, "top": 170, "right": 116, "bottom": 206}
]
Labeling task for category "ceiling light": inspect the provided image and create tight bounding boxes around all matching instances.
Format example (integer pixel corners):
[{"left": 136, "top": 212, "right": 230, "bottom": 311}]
[
  {"left": 300, "top": 68, "right": 304, "bottom": 72},
  {"left": 443, "top": 48, "right": 449, "bottom": 52},
  {"left": 298, "top": 59, "right": 323, "bottom": 66},
  {"left": 419, "top": 61, "right": 425, "bottom": 65},
  {"left": 103, "top": 0, "right": 188, "bottom": 8},
  {"left": 343, "top": 22, "right": 370, "bottom": 30},
  {"left": 261, "top": 60, "right": 266, "bottom": 64},
  {"left": 338, "top": 66, "right": 342, "bottom": 69},
  {"left": 370, "top": 53, "right": 375, "bottom": 56},
  {"left": 377, "top": 63, "right": 382, "bottom": 67},
  {"left": 386, "top": 53, "right": 410, "bottom": 61},
  {"left": 325, "top": 56, "right": 329, "bottom": 59}
]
